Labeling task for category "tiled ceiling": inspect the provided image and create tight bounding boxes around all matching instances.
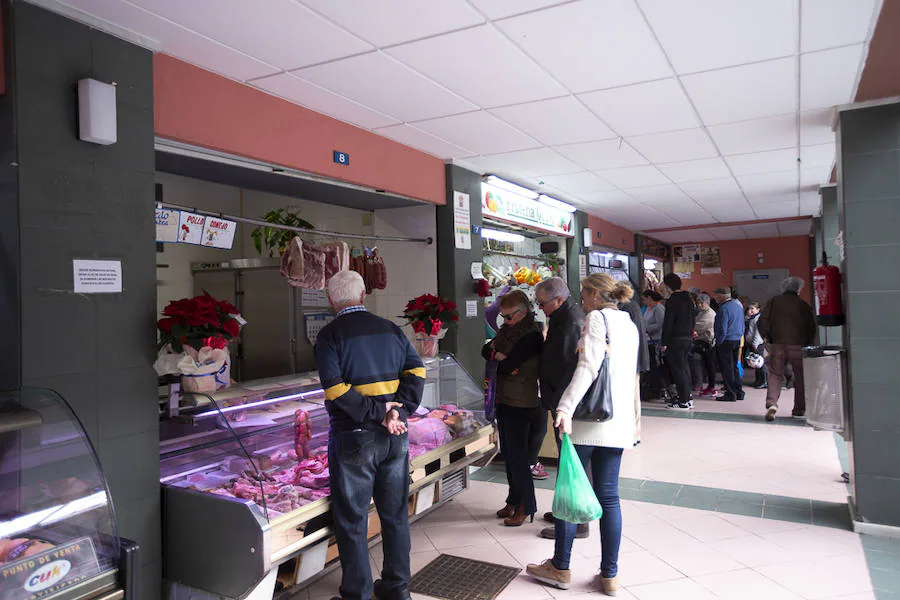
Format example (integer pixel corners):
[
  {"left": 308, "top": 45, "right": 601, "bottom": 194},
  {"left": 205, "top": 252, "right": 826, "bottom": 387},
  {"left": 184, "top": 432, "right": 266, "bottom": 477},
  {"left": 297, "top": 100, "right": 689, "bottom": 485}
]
[
  {"left": 51, "top": 0, "right": 882, "bottom": 235},
  {"left": 649, "top": 218, "right": 813, "bottom": 243}
]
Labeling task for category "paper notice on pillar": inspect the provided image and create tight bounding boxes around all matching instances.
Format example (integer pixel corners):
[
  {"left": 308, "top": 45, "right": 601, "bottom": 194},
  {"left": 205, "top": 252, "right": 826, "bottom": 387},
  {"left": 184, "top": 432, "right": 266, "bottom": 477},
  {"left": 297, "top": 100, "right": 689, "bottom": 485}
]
[
  {"left": 155, "top": 208, "right": 180, "bottom": 242},
  {"left": 453, "top": 191, "right": 471, "bottom": 250},
  {"left": 466, "top": 299, "right": 478, "bottom": 318},
  {"left": 201, "top": 216, "right": 237, "bottom": 249},
  {"left": 177, "top": 212, "right": 206, "bottom": 245},
  {"left": 73, "top": 259, "right": 122, "bottom": 293}
]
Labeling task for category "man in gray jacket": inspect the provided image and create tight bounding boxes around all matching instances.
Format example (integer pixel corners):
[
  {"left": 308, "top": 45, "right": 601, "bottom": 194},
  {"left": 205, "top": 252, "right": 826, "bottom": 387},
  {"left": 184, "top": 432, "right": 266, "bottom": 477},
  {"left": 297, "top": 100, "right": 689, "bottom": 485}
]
[
  {"left": 534, "top": 277, "right": 587, "bottom": 539},
  {"left": 759, "top": 277, "right": 817, "bottom": 421}
]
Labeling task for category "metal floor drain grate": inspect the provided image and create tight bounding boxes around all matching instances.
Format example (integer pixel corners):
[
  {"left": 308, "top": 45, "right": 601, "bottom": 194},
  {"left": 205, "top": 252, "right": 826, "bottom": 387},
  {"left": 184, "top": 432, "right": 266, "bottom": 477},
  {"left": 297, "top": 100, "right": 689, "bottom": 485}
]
[{"left": 408, "top": 554, "right": 520, "bottom": 600}]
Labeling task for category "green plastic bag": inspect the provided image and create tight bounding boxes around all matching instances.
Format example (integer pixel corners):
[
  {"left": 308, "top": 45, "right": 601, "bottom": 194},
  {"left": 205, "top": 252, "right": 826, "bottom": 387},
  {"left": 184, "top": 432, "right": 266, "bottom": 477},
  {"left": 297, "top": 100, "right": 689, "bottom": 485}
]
[{"left": 551, "top": 434, "right": 603, "bottom": 524}]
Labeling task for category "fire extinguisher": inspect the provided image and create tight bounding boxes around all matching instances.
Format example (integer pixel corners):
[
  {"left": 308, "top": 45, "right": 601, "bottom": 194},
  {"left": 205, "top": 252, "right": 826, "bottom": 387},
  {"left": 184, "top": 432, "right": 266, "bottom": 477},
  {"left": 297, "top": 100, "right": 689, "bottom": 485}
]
[{"left": 813, "top": 252, "right": 845, "bottom": 326}]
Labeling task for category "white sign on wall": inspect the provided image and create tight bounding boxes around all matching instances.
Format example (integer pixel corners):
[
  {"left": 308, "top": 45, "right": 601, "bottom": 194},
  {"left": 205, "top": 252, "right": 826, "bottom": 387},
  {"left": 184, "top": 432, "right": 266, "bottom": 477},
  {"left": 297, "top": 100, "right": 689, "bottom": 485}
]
[
  {"left": 453, "top": 191, "right": 471, "bottom": 250},
  {"left": 201, "top": 216, "right": 237, "bottom": 249},
  {"left": 177, "top": 212, "right": 206, "bottom": 245},
  {"left": 155, "top": 208, "right": 180, "bottom": 243},
  {"left": 73, "top": 259, "right": 122, "bottom": 294},
  {"left": 304, "top": 313, "right": 334, "bottom": 345},
  {"left": 301, "top": 288, "right": 330, "bottom": 307}
]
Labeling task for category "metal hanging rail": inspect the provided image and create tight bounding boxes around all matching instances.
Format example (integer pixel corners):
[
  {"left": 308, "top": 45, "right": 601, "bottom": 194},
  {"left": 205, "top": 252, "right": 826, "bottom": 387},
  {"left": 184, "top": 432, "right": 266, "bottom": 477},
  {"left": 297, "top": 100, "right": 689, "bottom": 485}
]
[{"left": 158, "top": 201, "right": 433, "bottom": 245}]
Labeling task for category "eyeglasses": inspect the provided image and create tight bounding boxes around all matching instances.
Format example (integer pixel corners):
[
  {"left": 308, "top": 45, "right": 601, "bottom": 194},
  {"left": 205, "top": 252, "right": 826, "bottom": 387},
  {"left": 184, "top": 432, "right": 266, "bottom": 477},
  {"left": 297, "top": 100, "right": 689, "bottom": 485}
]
[
  {"left": 537, "top": 297, "right": 558, "bottom": 309},
  {"left": 500, "top": 308, "right": 522, "bottom": 321}
]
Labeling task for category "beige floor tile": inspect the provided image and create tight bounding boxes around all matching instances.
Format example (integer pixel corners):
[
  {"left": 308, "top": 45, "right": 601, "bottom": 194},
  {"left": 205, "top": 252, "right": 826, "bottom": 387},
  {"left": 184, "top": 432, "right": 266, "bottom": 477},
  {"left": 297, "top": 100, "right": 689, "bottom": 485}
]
[
  {"left": 496, "top": 573, "right": 555, "bottom": 600},
  {"left": 616, "top": 549, "right": 685, "bottom": 586},
  {"left": 693, "top": 568, "right": 805, "bottom": 600},
  {"left": 443, "top": 540, "right": 521, "bottom": 568},
  {"left": 717, "top": 513, "right": 812, "bottom": 536},
  {"left": 623, "top": 520, "right": 703, "bottom": 554},
  {"left": 409, "top": 550, "right": 440, "bottom": 575},
  {"left": 671, "top": 512, "right": 755, "bottom": 543},
  {"left": 627, "top": 576, "right": 720, "bottom": 600},
  {"left": 761, "top": 528, "right": 864, "bottom": 561},
  {"left": 711, "top": 534, "right": 798, "bottom": 568},
  {"left": 657, "top": 539, "right": 746, "bottom": 577},
  {"left": 421, "top": 520, "right": 495, "bottom": 550},
  {"left": 757, "top": 556, "right": 873, "bottom": 600}
]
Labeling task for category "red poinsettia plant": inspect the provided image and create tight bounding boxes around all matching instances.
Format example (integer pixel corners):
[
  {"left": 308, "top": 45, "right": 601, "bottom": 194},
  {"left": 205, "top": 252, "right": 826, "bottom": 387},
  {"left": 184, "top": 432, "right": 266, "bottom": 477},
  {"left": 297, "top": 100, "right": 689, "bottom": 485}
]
[
  {"left": 401, "top": 294, "right": 459, "bottom": 336},
  {"left": 157, "top": 291, "right": 242, "bottom": 352}
]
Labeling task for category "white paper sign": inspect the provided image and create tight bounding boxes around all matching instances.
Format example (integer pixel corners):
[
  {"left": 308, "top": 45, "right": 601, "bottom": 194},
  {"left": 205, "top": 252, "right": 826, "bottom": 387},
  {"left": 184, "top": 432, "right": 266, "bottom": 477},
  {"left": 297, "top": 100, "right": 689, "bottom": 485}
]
[
  {"left": 579, "top": 255, "right": 588, "bottom": 279},
  {"left": 470, "top": 262, "right": 484, "bottom": 280},
  {"left": 301, "top": 288, "right": 330, "bottom": 307},
  {"left": 155, "top": 208, "right": 180, "bottom": 243},
  {"left": 304, "top": 313, "right": 334, "bottom": 345},
  {"left": 700, "top": 267, "right": 722, "bottom": 275},
  {"left": 466, "top": 299, "right": 478, "bottom": 318},
  {"left": 453, "top": 191, "right": 471, "bottom": 250},
  {"left": 201, "top": 216, "right": 237, "bottom": 249},
  {"left": 73, "top": 259, "right": 122, "bottom": 294},
  {"left": 178, "top": 212, "right": 206, "bottom": 245}
]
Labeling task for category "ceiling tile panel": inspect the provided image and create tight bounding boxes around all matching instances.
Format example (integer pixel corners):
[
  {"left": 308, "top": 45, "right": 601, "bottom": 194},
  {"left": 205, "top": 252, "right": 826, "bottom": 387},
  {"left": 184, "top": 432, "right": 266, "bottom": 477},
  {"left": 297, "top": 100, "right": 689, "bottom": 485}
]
[
  {"left": 300, "top": 0, "right": 484, "bottom": 47},
  {"left": 297, "top": 52, "right": 476, "bottom": 122},
  {"left": 252, "top": 73, "right": 400, "bottom": 128},
  {"left": 374, "top": 124, "right": 475, "bottom": 159},
  {"left": 737, "top": 172, "right": 799, "bottom": 198},
  {"left": 708, "top": 113, "right": 797, "bottom": 155},
  {"left": 801, "top": 44, "right": 866, "bottom": 111},
  {"left": 554, "top": 140, "right": 648, "bottom": 170},
  {"left": 798, "top": 191, "right": 823, "bottom": 216},
  {"left": 800, "top": 143, "right": 836, "bottom": 169},
  {"left": 539, "top": 171, "right": 615, "bottom": 194},
  {"left": 596, "top": 165, "right": 670, "bottom": 189},
  {"left": 627, "top": 128, "right": 718, "bottom": 163},
  {"left": 726, "top": 148, "right": 798, "bottom": 176},
  {"left": 497, "top": 0, "right": 672, "bottom": 93},
  {"left": 753, "top": 202, "right": 801, "bottom": 219},
  {"left": 489, "top": 96, "right": 616, "bottom": 146},
  {"left": 413, "top": 111, "right": 539, "bottom": 155},
  {"left": 660, "top": 229, "right": 719, "bottom": 243},
  {"left": 678, "top": 177, "right": 745, "bottom": 203},
  {"left": 800, "top": 108, "right": 837, "bottom": 146},
  {"left": 626, "top": 184, "right": 693, "bottom": 205},
  {"left": 801, "top": 0, "right": 878, "bottom": 53},
  {"left": 577, "top": 190, "right": 636, "bottom": 207},
  {"left": 467, "top": 0, "right": 572, "bottom": 19},
  {"left": 61, "top": 0, "right": 279, "bottom": 80},
  {"left": 578, "top": 78, "right": 699, "bottom": 136},
  {"left": 656, "top": 158, "right": 732, "bottom": 183},
  {"left": 741, "top": 222, "right": 781, "bottom": 238},
  {"left": 801, "top": 166, "right": 831, "bottom": 189},
  {"left": 683, "top": 58, "right": 797, "bottom": 125},
  {"left": 638, "top": 0, "right": 798, "bottom": 73},
  {"left": 127, "top": 0, "right": 371, "bottom": 70},
  {"left": 777, "top": 219, "right": 814, "bottom": 236},
  {"left": 709, "top": 225, "right": 749, "bottom": 240},
  {"left": 479, "top": 148, "right": 584, "bottom": 178},
  {"left": 387, "top": 25, "right": 566, "bottom": 108},
  {"left": 705, "top": 204, "right": 757, "bottom": 222}
]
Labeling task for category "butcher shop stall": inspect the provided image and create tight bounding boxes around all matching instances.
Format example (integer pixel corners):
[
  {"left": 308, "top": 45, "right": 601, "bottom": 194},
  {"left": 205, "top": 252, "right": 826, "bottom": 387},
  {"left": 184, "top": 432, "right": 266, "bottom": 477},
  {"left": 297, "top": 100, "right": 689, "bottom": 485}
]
[{"left": 152, "top": 142, "right": 496, "bottom": 599}]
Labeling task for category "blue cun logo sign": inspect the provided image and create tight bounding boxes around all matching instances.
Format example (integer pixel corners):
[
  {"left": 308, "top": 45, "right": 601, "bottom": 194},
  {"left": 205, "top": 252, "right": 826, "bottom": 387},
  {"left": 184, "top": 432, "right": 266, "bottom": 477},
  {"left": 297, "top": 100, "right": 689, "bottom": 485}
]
[{"left": 24, "top": 560, "right": 71, "bottom": 592}]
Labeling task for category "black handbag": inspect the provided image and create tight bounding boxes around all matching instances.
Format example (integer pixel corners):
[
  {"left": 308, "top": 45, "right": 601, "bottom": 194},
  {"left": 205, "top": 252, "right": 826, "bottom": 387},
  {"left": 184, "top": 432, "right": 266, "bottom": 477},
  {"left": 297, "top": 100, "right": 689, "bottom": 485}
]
[{"left": 573, "top": 310, "right": 614, "bottom": 423}]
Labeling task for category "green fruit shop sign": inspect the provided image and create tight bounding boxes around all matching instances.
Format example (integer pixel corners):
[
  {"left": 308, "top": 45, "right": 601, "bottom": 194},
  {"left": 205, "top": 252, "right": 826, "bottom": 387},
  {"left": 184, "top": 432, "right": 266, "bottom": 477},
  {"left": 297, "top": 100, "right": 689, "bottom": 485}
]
[{"left": 482, "top": 184, "right": 574, "bottom": 237}]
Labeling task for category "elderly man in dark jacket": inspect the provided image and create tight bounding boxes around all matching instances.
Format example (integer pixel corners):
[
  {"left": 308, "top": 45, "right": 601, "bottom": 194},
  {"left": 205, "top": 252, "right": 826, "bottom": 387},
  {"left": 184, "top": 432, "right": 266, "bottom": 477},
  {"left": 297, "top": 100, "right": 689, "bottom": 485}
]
[
  {"left": 619, "top": 283, "right": 650, "bottom": 444},
  {"left": 534, "top": 277, "right": 587, "bottom": 539},
  {"left": 759, "top": 277, "right": 817, "bottom": 421}
]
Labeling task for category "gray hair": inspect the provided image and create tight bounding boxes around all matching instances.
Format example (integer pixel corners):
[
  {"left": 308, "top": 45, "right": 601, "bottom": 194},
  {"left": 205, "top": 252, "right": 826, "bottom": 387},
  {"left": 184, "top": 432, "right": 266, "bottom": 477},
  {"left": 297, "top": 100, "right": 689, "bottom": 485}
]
[
  {"left": 697, "top": 293, "right": 711, "bottom": 306},
  {"left": 781, "top": 277, "right": 805, "bottom": 294},
  {"left": 534, "top": 277, "right": 570, "bottom": 301},
  {"left": 327, "top": 270, "right": 366, "bottom": 305},
  {"left": 689, "top": 287, "right": 701, "bottom": 295}
]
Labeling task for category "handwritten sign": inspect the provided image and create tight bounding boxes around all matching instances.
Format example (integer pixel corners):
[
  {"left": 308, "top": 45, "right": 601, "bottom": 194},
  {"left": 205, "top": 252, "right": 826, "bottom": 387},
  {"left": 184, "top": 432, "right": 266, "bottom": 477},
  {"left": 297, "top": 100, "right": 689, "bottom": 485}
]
[
  {"left": 73, "top": 259, "right": 122, "bottom": 294},
  {"left": 177, "top": 212, "right": 206, "bottom": 245},
  {"left": 201, "top": 217, "right": 237, "bottom": 249},
  {"left": 0, "top": 537, "right": 101, "bottom": 600},
  {"left": 155, "top": 208, "right": 180, "bottom": 242}
]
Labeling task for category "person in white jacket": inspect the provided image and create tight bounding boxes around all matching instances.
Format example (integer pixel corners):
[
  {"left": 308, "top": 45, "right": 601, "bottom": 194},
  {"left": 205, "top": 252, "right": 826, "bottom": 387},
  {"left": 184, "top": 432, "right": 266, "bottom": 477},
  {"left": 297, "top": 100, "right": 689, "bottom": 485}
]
[{"left": 526, "top": 273, "right": 639, "bottom": 596}]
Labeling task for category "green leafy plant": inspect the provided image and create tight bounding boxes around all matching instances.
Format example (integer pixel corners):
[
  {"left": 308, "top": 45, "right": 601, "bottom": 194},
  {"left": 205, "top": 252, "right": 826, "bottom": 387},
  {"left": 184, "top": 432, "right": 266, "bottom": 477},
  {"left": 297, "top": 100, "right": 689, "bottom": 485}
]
[
  {"left": 541, "top": 254, "right": 563, "bottom": 275},
  {"left": 251, "top": 208, "right": 314, "bottom": 257}
]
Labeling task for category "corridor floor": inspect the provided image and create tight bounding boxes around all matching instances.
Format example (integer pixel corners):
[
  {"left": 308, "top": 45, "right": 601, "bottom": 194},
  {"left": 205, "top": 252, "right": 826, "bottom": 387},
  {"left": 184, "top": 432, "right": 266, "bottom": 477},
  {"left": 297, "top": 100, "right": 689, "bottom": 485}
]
[{"left": 298, "top": 388, "right": 900, "bottom": 600}]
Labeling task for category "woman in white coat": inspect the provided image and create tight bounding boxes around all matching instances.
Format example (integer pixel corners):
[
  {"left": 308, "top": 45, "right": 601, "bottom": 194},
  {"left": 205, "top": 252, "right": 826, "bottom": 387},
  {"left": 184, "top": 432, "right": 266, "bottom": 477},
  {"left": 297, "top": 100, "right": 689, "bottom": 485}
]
[{"left": 526, "top": 273, "right": 639, "bottom": 596}]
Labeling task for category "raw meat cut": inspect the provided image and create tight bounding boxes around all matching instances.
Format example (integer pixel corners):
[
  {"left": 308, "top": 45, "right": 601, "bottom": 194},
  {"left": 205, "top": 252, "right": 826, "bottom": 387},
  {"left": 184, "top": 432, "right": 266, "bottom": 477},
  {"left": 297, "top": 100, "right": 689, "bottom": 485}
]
[
  {"left": 321, "top": 242, "right": 349, "bottom": 281},
  {"left": 408, "top": 418, "right": 451, "bottom": 447},
  {"left": 298, "top": 244, "right": 326, "bottom": 290},
  {"left": 280, "top": 237, "right": 305, "bottom": 287}
]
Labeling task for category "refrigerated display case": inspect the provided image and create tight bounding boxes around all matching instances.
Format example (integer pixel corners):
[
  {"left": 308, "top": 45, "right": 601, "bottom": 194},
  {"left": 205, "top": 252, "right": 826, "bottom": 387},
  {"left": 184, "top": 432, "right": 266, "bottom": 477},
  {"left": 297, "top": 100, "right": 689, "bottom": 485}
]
[
  {"left": 0, "top": 387, "right": 135, "bottom": 600},
  {"left": 159, "top": 353, "right": 496, "bottom": 599}
]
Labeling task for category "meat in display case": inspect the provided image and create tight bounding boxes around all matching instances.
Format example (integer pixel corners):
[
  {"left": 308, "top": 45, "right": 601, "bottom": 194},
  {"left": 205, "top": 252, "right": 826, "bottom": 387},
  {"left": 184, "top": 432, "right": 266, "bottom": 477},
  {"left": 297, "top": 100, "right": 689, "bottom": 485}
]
[
  {"left": 0, "top": 388, "right": 136, "bottom": 600},
  {"left": 160, "top": 352, "right": 497, "bottom": 599}
]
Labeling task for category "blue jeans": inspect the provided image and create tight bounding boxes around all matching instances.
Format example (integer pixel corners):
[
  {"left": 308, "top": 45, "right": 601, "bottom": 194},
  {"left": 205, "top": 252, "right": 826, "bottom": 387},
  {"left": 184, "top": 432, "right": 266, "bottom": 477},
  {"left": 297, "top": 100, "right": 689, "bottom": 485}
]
[
  {"left": 553, "top": 445, "right": 624, "bottom": 577},
  {"left": 329, "top": 426, "right": 411, "bottom": 600}
]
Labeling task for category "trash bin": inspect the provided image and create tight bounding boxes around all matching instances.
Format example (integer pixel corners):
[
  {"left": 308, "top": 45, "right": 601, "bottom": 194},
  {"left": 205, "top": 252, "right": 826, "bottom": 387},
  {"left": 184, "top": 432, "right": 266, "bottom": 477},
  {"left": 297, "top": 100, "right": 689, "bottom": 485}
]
[{"left": 802, "top": 346, "right": 846, "bottom": 434}]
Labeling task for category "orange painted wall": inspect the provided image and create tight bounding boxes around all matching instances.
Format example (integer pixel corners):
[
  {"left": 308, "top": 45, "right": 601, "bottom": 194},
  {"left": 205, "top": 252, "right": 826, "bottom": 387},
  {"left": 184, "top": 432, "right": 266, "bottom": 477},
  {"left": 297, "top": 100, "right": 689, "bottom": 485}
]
[
  {"left": 587, "top": 215, "right": 635, "bottom": 252},
  {"left": 671, "top": 236, "right": 813, "bottom": 303},
  {"left": 153, "top": 54, "right": 446, "bottom": 206}
]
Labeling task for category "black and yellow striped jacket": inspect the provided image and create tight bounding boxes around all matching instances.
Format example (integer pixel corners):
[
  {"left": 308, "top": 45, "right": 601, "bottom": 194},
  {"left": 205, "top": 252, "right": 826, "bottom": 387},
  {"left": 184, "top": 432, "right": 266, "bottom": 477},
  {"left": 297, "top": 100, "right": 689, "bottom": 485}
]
[{"left": 314, "top": 309, "right": 425, "bottom": 432}]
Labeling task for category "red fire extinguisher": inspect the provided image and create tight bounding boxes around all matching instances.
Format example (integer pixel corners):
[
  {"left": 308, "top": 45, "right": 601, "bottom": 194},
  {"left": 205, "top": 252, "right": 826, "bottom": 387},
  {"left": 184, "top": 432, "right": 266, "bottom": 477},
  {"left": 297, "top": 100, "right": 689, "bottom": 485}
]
[{"left": 813, "top": 252, "right": 845, "bottom": 326}]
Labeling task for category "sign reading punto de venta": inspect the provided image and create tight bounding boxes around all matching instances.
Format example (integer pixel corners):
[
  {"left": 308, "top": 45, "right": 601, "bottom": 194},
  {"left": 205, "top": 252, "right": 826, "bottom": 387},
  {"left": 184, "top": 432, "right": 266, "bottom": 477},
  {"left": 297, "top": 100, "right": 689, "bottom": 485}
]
[{"left": 481, "top": 184, "right": 574, "bottom": 237}]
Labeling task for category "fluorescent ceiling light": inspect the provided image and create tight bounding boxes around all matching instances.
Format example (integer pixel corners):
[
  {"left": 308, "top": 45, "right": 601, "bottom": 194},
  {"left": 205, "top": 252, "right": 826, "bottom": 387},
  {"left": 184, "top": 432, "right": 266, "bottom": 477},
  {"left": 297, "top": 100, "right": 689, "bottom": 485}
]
[
  {"left": 644, "top": 259, "right": 658, "bottom": 269},
  {"left": 484, "top": 175, "right": 538, "bottom": 200},
  {"left": 538, "top": 194, "right": 576, "bottom": 213},
  {"left": 482, "top": 227, "right": 525, "bottom": 243}
]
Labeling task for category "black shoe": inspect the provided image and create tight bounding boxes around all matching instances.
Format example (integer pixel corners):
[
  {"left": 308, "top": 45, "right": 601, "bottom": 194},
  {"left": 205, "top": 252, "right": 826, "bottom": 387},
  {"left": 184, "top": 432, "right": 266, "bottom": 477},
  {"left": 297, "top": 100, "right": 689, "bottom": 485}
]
[
  {"left": 717, "top": 395, "right": 737, "bottom": 402},
  {"left": 737, "top": 394, "right": 745, "bottom": 401},
  {"left": 539, "top": 523, "right": 589, "bottom": 539},
  {"left": 752, "top": 383, "right": 767, "bottom": 389},
  {"left": 543, "top": 511, "right": 555, "bottom": 524},
  {"left": 374, "top": 580, "right": 411, "bottom": 600}
]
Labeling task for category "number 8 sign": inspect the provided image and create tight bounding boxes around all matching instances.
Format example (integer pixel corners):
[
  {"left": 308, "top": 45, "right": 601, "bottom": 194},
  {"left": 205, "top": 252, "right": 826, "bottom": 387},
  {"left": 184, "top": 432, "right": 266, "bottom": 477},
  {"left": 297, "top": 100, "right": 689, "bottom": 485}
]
[{"left": 333, "top": 150, "right": 350, "bottom": 166}]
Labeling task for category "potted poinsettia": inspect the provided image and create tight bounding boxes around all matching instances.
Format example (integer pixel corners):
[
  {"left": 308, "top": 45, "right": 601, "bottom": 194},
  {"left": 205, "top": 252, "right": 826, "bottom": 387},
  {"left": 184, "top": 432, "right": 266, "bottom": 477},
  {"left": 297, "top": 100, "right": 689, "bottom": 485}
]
[
  {"left": 153, "top": 291, "right": 245, "bottom": 393},
  {"left": 400, "top": 294, "right": 459, "bottom": 358}
]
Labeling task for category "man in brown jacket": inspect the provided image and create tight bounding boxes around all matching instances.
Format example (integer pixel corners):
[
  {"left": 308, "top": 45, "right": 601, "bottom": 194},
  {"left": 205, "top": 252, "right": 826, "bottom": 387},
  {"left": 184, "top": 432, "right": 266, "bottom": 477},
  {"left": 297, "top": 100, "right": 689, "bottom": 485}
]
[{"left": 758, "top": 277, "right": 817, "bottom": 421}]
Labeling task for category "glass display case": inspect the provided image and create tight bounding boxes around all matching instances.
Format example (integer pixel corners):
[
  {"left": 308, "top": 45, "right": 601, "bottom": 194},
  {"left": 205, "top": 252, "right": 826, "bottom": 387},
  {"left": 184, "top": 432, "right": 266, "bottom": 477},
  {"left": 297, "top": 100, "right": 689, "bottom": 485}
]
[
  {"left": 160, "top": 353, "right": 496, "bottom": 599},
  {"left": 0, "top": 387, "right": 126, "bottom": 600}
]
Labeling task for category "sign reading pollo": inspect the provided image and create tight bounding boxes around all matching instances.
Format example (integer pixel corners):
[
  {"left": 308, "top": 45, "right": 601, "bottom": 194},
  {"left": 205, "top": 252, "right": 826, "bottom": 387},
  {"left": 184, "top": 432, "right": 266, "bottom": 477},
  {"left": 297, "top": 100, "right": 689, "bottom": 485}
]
[{"left": 481, "top": 183, "right": 574, "bottom": 237}]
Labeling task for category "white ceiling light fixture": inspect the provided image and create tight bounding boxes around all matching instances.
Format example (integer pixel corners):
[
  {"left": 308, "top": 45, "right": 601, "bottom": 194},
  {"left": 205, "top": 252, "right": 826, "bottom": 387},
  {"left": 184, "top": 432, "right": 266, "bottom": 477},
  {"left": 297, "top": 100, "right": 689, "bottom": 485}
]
[
  {"left": 481, "top": 227, "right": 526, "bottom": 243},
  {"left": 484, "top": 175, "right": 539, "bottom": 200},
  {"left": 538, "top": 194, "right": 576, "bottom": 213}
]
